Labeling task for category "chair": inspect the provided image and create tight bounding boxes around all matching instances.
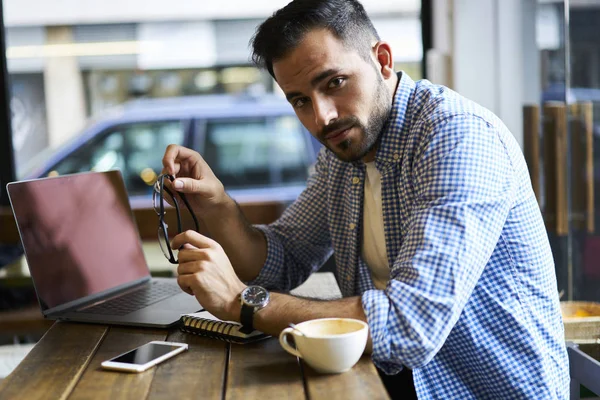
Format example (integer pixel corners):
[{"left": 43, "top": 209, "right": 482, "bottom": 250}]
[{"left": 568, "top": 342, "right": 600, "bottom": 399}]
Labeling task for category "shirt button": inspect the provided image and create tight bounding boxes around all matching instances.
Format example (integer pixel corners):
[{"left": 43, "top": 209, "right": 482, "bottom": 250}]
[
  {"left": 393, "top": 153, "right": 400, "bottom": 161},
  {"left": 352, "top": 176, "right": 360, "bottom": 184},
  {"left": 349, "top": 223, "right": 356, "bottom": 230}
]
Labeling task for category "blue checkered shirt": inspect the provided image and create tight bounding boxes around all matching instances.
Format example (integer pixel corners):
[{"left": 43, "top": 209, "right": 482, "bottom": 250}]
[{"left": 251, "top": 73, "right": 570, "bottom": 399}]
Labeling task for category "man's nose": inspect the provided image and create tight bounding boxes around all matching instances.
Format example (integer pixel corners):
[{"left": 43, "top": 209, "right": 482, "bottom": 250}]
[{"left": 313, "top": 97, "right": 338, "bottom": 129}]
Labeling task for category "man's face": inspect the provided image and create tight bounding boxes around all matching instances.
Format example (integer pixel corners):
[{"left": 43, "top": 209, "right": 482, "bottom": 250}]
[{"left": 272, "top": 28, "right": 392, "bottom": 163}]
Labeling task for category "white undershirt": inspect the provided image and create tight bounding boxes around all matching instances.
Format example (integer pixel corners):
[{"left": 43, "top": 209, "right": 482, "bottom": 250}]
[{"left": 361, "top": 162, "right": 390, "bottom": 290}]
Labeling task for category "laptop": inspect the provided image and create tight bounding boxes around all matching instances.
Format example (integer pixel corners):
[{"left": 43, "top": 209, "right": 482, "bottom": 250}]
[{"left": 6, "top": 170, "right": 202, "bottom": 328}]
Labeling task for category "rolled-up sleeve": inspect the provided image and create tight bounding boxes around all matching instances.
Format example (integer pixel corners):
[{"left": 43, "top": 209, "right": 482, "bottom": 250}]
[
  {"left": 362, "top": 115, "right": 518, "bottom": 372},
  {"left": 249, "top": 148, "right": 333, "bottom": 291}
]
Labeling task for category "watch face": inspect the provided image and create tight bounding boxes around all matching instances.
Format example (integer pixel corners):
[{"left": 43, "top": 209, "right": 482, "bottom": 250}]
[{"left": 243, "top": 286, "right": 269, "bottom": 307}]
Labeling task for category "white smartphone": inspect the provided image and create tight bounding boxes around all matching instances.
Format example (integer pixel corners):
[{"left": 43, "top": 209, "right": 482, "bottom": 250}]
[{"left": 101, "top": 340, "right": 188, "bottom": 373}]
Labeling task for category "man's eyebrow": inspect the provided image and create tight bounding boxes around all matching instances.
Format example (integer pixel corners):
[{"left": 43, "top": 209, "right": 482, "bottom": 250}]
[
  {"left": 310, "top": 68, "right": 341, "bottom": 87},
  {"left": 284, "top": 69, "right": 342, "bottom": 102},
  {"left": 285, "top": 91, "right": 303, "bottom": 102}
]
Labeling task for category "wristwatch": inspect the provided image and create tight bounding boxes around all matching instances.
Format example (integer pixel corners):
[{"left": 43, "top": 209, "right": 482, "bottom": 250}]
[{"left": 239, "top": 285, "right": 270, "bottom": 332}]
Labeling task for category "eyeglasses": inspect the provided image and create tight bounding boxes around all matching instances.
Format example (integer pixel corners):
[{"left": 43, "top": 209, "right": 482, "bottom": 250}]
[{"left": 153, "top": 174, "right": 200, "bottom": 264}]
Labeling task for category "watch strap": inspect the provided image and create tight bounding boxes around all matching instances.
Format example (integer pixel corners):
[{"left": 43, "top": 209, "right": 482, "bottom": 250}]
[{"left": 240, "top": 303, "right": 255, "bottom": 333}]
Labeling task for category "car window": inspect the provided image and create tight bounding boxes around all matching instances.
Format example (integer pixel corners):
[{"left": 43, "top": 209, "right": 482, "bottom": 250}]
[
  {"left": 203, "top": 116, "right": 309, "bottom": 190},
  {"left": 49, "top": 120, "right": 185, "bottom": 196},
  {"left": 271, "top": 116, "right": 311, "bottom": 185},
  {"left": 50, "top": 130, "right": 126, "bottom": 176},
  {"left": 126, "top": 122, "right": 185, "bottom": 195}
]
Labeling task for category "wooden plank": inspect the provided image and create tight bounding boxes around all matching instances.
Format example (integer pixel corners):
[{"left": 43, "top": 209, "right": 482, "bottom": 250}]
[
  {"left": 0, "top": 322, "right": 107, "bottom": 400},
  {"left": 0, "top": 305, "right": 54, "bottom": 336},
  {"left": 226, "top": 338, "right": 305, "bottom": 400},
  {"left": 133, "top": 202, "right": 285, "bottom": 240},
  {"left": 570, "top": 103, "right": 585, "bottom": 231},
  {"left": 583, "top": 103, "right": 595, "bottom": 233},
  {"left": 68, "top": 326, "right": 167, "bottom": 400},
  {"left": 0, "top": 202, "right": 286, "bottom": 245},
  {"left": 303, "top": 355, "right": 390, "bottom": 400},
  {"left": 543, "top": 103, "right": 569, "bottom": 236},
  {"left": 523, "top": 105, "right": 541, "bottom": 204},
  {"left": 0, "top": 206, "right": 19, "bottom": 244},
  {"left": 570, "top": 103, "right": 595, "bottom": 233},
  {"left": 147, "top": 330, "right": 227, "bottom": 400}
]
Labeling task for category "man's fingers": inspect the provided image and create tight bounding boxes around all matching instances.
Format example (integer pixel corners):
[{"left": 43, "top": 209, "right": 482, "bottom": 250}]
[
  {"left": 177, "top": 248, "right": 209, "bottom": 264},
  {"left": 162, "top": 144, "right": 205, "bottom": 178},
  {"left": 176, "top": 275, "right": 195, "bottom": 296},
  {"left": 161, "top": 144, "right": 185, "bottom": 176},
  {"left": 177, "top": 259, "right": 209, "bottom": 276},
  {"left": 172, "top": 177, "right": 213, "bottom": 196},
  {"left": 171, "top": 230, "right": 216, "bottom": 251}
]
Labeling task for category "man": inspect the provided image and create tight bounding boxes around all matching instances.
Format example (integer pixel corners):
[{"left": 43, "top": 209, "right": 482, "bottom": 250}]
[{"left": 163, "top": 0, "right": 570, "bottom": 398}]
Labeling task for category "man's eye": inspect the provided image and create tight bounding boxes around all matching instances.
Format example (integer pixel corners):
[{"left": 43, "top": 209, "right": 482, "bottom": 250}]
[
  {"left": 293, "top": 98, "right": 307, "bottom": 108},
  {"left": 328, "top": 77, "right": 345, "bottom": 88}
]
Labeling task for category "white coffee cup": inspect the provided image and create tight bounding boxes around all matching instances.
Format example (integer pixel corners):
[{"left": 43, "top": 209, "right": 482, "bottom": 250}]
[{"left": 279, "top": 318, "right": 369, "bottom": 374}]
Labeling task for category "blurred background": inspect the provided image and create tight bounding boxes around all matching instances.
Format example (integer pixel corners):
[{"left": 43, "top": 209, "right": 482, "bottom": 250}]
[
  {"left": 1, "top": 0, "right": 600, "bottom": 385},
  {"left": 3, "top": 0, "right": 423, "bottom": 205}
]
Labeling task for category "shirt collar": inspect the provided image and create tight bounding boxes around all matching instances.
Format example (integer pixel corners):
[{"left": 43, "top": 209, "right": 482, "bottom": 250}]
[{"left": 373, "top": 71, "right": 416, "bottom": 166}]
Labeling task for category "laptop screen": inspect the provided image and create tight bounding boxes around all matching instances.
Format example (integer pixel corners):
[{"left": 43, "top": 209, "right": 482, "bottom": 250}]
[{"left": 7, "top": 171, "right": 150, "bottom": 311}]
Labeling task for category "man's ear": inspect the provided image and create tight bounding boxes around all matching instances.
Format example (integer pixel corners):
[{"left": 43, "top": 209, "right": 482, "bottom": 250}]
[{"left": 372, "top": 41, "right": 394, "bottom": 79}]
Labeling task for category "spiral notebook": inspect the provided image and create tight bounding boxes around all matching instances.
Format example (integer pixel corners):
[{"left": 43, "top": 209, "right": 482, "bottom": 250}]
[
  {"left": 180, "top": 273, "right": 342, "bottom": 344},
  {"left": 180, "top": 311, "right": 269, "bottom": 344}
]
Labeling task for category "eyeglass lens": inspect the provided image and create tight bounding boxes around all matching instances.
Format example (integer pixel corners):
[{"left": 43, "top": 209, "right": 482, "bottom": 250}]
[{"left": 158, "top": 225, "right": 172, "bottom": 260}]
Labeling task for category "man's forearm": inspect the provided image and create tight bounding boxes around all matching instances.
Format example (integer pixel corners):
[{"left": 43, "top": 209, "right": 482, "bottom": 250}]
[
  {"left": 201, "top": 196, "right": 267, "bottom": 281},
  {"left": 242, "top": 293, "right": 373, "bottom": 352}
]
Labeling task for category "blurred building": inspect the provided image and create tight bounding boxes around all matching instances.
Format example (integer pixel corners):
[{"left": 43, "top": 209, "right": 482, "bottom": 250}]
[{"left": 2, "top": 0, "right": 422, "bottom": 175}]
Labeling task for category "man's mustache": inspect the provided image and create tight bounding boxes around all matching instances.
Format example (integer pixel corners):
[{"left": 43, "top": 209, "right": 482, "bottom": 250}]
[{"left": 320, "top": 117, "right": 360, "bottom": 139}]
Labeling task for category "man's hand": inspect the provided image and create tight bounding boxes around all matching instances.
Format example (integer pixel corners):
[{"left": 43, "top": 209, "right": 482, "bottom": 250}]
[
  {"left": 161, "top": 144, "right": 268, "bottom": 283},
  {"left": 172, "top": 232, "right": 372, "bottom": 352},
  {"left": 161, "top": 144, "right": 229, "bottom": 214},
  {"left": 172, "top": 230, "right": 247, "bottom": 322}
]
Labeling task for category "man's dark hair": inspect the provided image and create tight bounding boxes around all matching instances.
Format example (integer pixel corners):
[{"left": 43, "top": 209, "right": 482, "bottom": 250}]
[{"left": 250, "top": 0, "right": 380, "bottom": 78}]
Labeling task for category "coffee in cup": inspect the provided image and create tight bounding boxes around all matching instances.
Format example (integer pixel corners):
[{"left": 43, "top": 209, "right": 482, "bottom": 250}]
[{"left": 279, "top": 318, "right": 369, "bottom": 374}]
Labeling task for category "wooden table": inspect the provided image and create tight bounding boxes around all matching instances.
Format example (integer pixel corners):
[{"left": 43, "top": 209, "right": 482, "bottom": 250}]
[{"left": 0, "top": 321, "right": 390, "bottom": 399}]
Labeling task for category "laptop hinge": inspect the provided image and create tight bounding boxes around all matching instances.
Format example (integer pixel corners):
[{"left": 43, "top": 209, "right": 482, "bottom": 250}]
[{"left": 43, "top": 277, "right": 151, "bottom": 315}]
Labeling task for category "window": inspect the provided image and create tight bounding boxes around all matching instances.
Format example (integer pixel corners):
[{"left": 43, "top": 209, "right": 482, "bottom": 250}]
[
  {"left": 50, "top": 120, "right": 185, "bottom": 196},
  {"left": 271, "top": 116, "right": 312, "bottom": 184},
  {"left": 203, "top": 116, "right": 309, "bottom": 190},
  {"left": 51, "top": 131, "right": 126, "bottom": 176}
]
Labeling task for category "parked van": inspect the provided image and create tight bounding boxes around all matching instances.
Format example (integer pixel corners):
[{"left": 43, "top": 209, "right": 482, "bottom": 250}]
[{"left": 22, "top": 94, "right": 321, "bottom": 205}]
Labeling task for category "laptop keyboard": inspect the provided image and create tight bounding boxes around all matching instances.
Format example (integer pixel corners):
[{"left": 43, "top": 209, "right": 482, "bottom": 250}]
[{"left": 82, "top": 281, "right": 182, "bottom": 316}]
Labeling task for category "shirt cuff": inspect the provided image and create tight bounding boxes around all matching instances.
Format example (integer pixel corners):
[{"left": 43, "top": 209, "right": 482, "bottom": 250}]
[
  {"left": 245, "top": 225, "right": 287, "bottom": 290},
  {"left": 362, "top": 289, "right": 404, "bottom": 375}
]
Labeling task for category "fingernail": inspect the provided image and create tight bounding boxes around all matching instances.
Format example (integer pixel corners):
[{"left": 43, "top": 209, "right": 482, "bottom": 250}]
[{"left": 174, "top": 180, "right": 183, "bottom": 189}]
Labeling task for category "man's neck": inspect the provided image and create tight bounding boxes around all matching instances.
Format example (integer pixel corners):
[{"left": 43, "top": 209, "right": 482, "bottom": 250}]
[{"left": 362, "top": 148, "right": 377, "bottom": 163}]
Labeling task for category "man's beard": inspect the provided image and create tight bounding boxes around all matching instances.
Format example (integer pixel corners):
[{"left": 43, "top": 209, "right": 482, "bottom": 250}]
[{"left": 319, "top": 79, "right": 392, "bottom": 163}]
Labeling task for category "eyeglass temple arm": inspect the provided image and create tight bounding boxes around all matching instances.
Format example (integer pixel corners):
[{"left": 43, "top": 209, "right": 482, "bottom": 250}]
[
  {"left": 163, "top": 185, "right": 184, "bottom": 233},
  {"left": 177, "top": 191, "right": 200, "bottom": 232}
]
